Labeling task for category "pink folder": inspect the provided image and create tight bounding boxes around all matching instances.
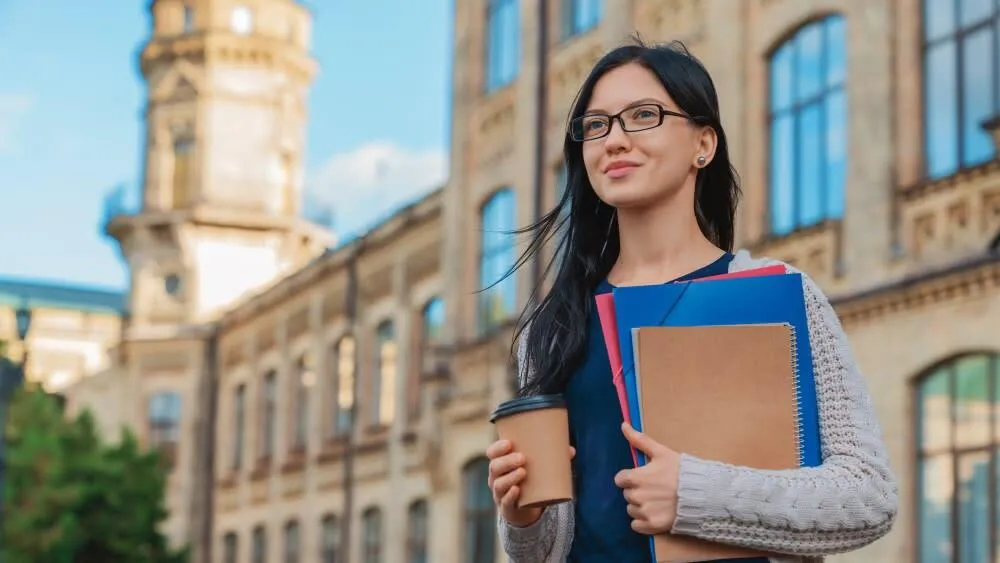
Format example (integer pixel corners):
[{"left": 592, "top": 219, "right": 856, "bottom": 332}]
[{"left": 595, "top": 264, "right": 788, "bottom": 466}]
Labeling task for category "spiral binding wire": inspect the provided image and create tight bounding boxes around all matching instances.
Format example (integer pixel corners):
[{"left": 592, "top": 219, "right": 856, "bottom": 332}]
[{"left": 787, "top": 322, "right": 806, "bottom": 468}]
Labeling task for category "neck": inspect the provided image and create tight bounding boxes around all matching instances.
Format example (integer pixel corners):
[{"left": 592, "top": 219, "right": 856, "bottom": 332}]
[{"left": 610, "top": 188, "right": 723, "bottom": 286}]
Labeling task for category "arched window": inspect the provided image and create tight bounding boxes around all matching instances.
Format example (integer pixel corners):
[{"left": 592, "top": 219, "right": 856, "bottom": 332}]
[
  {"left": 485, "top": 0, "right": 520, "bottom": 92},
  {"left": 319, "top": 514, "right": 339, "bottom": 563},
  {"left": 147, "top": 391, "right": 182, "bottom": 469},
  {"left": 172, "top": 137, "right": 193, "bottom": 208},
  {"left": 232, "top": 384, "right": 245, "bottom": 470},
  {"left": 283, "top": 520, "right": 300, "bottom": 563},
  {"left": 922, "top": 0, "right": 999, "bottom": 178},
  {"left": 768, "top": 15, "right": 847, "bottom": 236},
  {"left": 362, "top": 507, "right": 382, "bottom": 563},
  {"left": 413, "top": 297, "right": 445, "bottom": 419},
  {"left": 373, "top": 321, "right": 397, "bottom": 427},
  {"left": 221, "top": 531, "right": 238, "bottom": 563},
  {"left": 291, "top": 352, "right": 315, "bottom": 450},
  {"left": 251, "top": 525, "right": 266, "bottom": 563},
  {"left": 479, "top": 189, "right": 517, "bottom": 333},
  {"left": 915, "top": 353, "right": 998, "bottom": 563},
  {"left": 406, "top": 499, "right": 429, "bottom": 563},
  {"left": 260, "top": 370, "right": 277, "bottom": 459},
  {"left": 331, "top": 335, "right": 356, "bottom": 436},
  {"left": 462, "top": 457, "right": 496, "bottom": 563}
]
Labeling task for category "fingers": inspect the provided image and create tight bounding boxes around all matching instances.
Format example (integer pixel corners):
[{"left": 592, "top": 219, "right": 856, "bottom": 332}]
[
  {"left": 491, "top": 465, "right": 527, "bottom": 505},
  {"left": 614, "top": 468, "right": 636, "bottom": 489},
  {"left": 621, "top": 422, "right": 663, "bottom": 458},
  {"left": 486, "top": 439, "right": 512, "bottom": 460},
  {"left": 500, "top": 483, "right": 522, "bottom": 513},
  {"left": 489, "top": 451, "right": 525, "bottom": 482},
  {"left": 569, "top": 446, "right": 576, "bottom": 459}
]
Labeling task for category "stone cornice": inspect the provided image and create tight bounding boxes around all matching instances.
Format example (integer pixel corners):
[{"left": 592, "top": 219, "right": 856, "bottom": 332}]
[
  {"left": 900, "top": 160, "right": 1000, "bottom": 202},
  {"left": 833, "top": 252, "right": 1000, "bottom": 326},
  {"left": 217, "top": 189, "right": 444, "bottom": 330},
  {"left": 140, "top": 32, "right": 316, "bottom": 83}
]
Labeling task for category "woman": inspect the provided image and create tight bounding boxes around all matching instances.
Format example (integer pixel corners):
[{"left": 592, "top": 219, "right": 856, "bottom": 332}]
[{"left": 484, "top": 39, "right": 897, "bottom": 563}]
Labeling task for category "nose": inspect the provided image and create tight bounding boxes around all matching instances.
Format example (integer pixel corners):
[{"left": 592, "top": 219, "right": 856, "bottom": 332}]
[{"left": 603, "top": 116, "right": 631, "bottom": 153}]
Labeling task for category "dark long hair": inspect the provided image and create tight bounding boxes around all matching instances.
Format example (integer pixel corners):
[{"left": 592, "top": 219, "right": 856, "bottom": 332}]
[{"left": 510, "top": 38, "right": 741, "bottom": 397}]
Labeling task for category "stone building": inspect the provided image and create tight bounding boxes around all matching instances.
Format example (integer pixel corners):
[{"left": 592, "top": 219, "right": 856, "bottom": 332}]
[{"left": 61, "top": 0, "right": 1000, "bottom": 562}]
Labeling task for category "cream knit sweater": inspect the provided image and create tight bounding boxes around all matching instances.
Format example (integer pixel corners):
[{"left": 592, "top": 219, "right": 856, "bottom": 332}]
[{"left": 497, "top": 250, "right": 898, "bottom": 563}]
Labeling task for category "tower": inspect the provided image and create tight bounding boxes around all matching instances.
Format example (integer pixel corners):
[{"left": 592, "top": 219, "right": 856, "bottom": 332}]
[{"left": 107, "top": 0, "right": 331, "bottom": 328}]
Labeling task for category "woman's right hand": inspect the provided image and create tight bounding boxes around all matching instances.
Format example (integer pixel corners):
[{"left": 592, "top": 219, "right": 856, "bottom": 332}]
[{"left": 486, "top": 439, "right": 576, "bottom": 528}]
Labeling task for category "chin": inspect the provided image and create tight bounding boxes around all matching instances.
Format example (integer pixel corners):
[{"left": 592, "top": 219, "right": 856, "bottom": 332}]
[{"left": 595, "top": 180, "right": 655, "bottom": 209}]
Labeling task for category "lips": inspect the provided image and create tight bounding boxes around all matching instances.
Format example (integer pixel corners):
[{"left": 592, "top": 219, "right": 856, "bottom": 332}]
[{"left": 604, "top": 160, "right": 640, "bottom": 178}]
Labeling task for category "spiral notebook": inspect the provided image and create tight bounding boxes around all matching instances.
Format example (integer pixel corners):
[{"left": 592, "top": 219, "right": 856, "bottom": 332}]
[
  {"left": 612, "top": 272, "right": 821, "bottom": 469},
  {"left": 632, "top": 323, "right": 802, "bottom": 562}
]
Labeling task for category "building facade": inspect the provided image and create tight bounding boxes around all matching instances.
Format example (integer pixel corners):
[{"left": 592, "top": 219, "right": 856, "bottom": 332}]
[
  {"left": 62, "top": 0, "right": 1000, "bottom": 562},
  {"left": 0, "top": 278, "right": 123, "bottom": 394}
]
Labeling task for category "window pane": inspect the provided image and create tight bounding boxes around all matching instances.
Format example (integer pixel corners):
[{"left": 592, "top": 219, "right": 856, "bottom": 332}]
[
  {"left": 960, "top": 27, "right": 996, "bottom": 168},
  {"left": 824, "top": 89, "right": 847, "bottom": 219},
  {"left": 770, "top": 114, "right": 795, "bottom": 235},
  {"left": 797, "top": 102, "right": 824, "bottom": 226},
  {"left": 953, "top": 355, "right": 991, "bottom": 448},
  {"left": 924, "top": 0, "right": 957, "bottom": 41},
  {"left": 794, "top": 23, "right": 824, "bottom": 101},
  {"left": 919, "top": 453, "right": 954, "bottom": 563},
  {"left": 959, "top": 0, "right": 993, "bottom": 26},
  {"left": 423, "top": 298, "right": 445, "bottom": 342},
  {"left": 920, "top": 367, "right": 952, "bottom": 452},
  {"left": 825, "top": 16, "right": 846, "bottom": 87},
  {"left": 925, "top": 41, "right": 960, "bottom": 178},
  {"left": 957, "top": 452, "right": 990, "bottom": 563},
  {"left": 770, "top": 44, "right": 794, "bottom": 111}
]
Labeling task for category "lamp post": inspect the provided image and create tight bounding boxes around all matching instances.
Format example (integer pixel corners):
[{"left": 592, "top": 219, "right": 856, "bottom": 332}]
[{"left": 0, "top": 304, "right": 32, "bottom": 554}]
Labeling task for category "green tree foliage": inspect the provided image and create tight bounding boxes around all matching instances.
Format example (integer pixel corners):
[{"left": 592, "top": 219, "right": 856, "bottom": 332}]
[{"left": 1, "top": 382, "right": 188, "bottom": 563}]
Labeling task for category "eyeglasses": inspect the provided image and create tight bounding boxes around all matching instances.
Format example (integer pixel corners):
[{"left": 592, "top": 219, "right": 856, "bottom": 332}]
[{"left": 568, "top": 103, "right": 697, "bottom": 142}]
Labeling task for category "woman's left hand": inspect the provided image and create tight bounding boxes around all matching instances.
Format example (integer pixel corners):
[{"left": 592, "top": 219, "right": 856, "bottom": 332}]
[{"left": 614, "top": 422, "right": 682, "bottom": 535}]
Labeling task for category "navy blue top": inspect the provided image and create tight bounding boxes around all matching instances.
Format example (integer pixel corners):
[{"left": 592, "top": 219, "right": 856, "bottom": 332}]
[{"left": 565, "top": 253, "right": 768, "bottom": 563}]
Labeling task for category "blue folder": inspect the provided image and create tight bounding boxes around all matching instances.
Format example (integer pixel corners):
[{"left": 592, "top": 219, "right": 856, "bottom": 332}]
[{"left": 612, "top": 273, "right": 821, "bottom": 469}]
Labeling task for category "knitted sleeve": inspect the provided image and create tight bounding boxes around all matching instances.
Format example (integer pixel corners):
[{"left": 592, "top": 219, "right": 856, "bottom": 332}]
[
  {"left": 496, "top": 325, "right": 576, "bottom": 562},
  {"left": 668, "top": 270, "right": 899, "bottom": 556}
]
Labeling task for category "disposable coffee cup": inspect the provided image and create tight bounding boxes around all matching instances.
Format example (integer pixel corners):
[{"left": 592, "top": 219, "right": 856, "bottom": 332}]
[{"left": 490, "top": 394, "right": 573, "bottom": 509}]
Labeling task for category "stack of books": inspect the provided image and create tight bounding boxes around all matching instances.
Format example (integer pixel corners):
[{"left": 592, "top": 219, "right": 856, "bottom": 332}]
[{"left": 595, "top": 265, "right": 822, "bottom": 563}]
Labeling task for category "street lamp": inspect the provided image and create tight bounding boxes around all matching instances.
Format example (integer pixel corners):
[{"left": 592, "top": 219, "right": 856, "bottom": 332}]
[{"left": 1, "top": 304, "right": 32, "bottom": 556}]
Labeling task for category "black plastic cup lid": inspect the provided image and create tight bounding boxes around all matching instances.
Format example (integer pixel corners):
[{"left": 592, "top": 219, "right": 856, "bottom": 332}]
[{"left": 489, "top": 394, "right": 566, "bottom": 423}]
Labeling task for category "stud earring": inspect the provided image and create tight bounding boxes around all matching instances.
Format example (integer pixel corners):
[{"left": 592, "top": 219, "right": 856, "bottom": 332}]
[{"left": 696, "top": 155, "right": 707, "bottom": 167}]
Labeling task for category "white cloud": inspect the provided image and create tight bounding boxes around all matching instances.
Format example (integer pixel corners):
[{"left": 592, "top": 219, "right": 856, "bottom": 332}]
[
  {"left": 0, "top": 93, "right": 34, "bottom": 156},
  {"left": 305, "top": 141, "right": 448, "bottom": 240}
]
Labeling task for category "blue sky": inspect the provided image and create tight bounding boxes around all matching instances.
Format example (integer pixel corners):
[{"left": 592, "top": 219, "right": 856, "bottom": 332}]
[{"left": 0, "top": 1, "right": 453, "bottom": 290}]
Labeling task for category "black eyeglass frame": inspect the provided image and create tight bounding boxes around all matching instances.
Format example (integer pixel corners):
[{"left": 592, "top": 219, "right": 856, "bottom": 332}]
[{"left": 568, "top": 104, "right": 704, "bottom": 142}]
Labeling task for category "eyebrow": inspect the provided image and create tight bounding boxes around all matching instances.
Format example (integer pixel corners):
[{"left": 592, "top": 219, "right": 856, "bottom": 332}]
[{"left": 584, "top": 98, "right": 668, "bottom": 115}]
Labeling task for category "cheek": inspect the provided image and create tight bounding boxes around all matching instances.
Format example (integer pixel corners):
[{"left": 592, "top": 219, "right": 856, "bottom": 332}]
[{"left": 582, "top": 146, "right": 604, "bottom": 184}]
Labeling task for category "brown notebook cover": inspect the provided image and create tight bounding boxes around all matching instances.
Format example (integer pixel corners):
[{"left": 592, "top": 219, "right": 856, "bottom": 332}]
[{"left": 633, "top": 324, "right": 801, "bottom": 563}]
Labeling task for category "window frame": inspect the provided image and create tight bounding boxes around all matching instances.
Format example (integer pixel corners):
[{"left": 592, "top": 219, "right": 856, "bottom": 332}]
[
  {"left": 562, "top": 0, "right": 602, "bottom": 40},
  {"left": 913, "top": 352, "right": 999, "bottom": 563},
  {"left": 477, "top": 188, "right": 517, "bottom": 334},
  {"left": 362, "top": 507, "right": 382, "bottom": 563},
  {"left": 462, "top": 457, "right": 496, "bottom": 563},
  {"left": 406, "top": 499, "right": 429, "bottom": 563},
  {"left": 920, "top": 0, "right": 1000, "bottom": 180},
  {"left": 484, "top": 0, "right": 520, "bottom": 92},
  {"left": 765, "top": 14, "right": 848, "bottom": 237}
]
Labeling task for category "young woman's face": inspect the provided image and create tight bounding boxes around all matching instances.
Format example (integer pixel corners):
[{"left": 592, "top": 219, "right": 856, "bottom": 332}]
[{"left": 580, "top": 62, "right": 709, "bottom": 210}]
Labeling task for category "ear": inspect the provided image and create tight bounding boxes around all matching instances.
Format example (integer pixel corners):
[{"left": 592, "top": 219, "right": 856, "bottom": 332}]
[{"left": 693, "top": 125, "right": 718, "bottom": 169}]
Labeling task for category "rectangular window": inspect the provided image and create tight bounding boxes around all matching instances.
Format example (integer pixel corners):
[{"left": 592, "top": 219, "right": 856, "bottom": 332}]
[
  {"left": 921, "top": 0, "right": 998, "bottom": 179},
  {"left": 563, "top": 0, "right": 602, "bottom": 39},
  {"left": 485, "top": 0, "right": 520, "bottom": 92},
  {"left": 233, "top": 384, "right": 245, "bottom": 470}
]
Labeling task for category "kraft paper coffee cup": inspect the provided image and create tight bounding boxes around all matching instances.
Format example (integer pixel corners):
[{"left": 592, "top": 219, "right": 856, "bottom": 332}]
[{"left": 490, "top": 394, "right": 573, "bottom": 509}]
